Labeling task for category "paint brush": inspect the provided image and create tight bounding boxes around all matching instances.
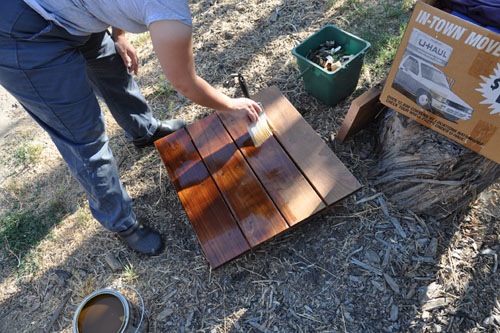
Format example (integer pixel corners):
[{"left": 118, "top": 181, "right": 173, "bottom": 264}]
[
  {"left": 237, "top": 74, "right": 274, "bottom": 147},
  {"left": 247, "top": 103, "right": 274, "bottom": 147}
]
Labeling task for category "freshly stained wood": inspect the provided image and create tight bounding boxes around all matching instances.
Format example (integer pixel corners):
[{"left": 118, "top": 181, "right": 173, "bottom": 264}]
[
  {"left": 217, "top": 110, "right": 326, "bottom": 226},
  {"left": 155, "top": 129, "right": 250, "bottom": 268},
  {"left": 156, "top": 87, "right": 361, "bottom": 268},
  {"left": 255, "top": 86, "right": 362, "bottom": 206},
  {"left": 187, "top": 114, "right": 289, "bottom": 247}
]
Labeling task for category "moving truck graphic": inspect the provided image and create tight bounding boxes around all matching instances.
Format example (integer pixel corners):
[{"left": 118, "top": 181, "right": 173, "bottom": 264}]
[
  {"left": 392, "top": 28, "right": 474, "bottom": 121},
  {"left": 394, "top": 54, "right": 473, "bottom": 121},
  {"left": 380, "top": 1, "right": 499, "bottom": 164}
]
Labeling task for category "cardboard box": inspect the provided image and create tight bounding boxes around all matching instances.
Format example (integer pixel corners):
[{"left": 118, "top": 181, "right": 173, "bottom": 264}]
[{"left": 380, "top": 0, "right": 500, "bottom": 163}]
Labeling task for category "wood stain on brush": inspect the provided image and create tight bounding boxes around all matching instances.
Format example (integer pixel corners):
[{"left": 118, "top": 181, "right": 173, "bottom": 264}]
[{"left": 248, "top": 106, "right": 274, "bottom": 147}]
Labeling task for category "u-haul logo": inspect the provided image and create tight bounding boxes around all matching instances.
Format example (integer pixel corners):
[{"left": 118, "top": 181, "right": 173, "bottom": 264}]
[
  {"left": 415, "top": 9, "right": 500, "bottom": 57},
  {"left": 408, "top": 28, "right": 453, "bottom": 66}
]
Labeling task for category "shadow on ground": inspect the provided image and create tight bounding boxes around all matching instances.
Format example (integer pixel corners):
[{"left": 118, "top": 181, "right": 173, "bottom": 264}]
[{"left": 1, "top": 0, "right": 499, "bottom": 332}]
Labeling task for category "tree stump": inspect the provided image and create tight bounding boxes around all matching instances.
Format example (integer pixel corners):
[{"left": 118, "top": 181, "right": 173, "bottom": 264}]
[{"left": 371, "top": 108, "right": 500, "bottom": 221}]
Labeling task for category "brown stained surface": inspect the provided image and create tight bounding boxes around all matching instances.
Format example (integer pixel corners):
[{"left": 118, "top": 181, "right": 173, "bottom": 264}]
[
  {"left": 335, "top": 83, "right": 385, "bottom": 143},
  {"left": 155, "top": 129, "right": 250, "bottom": 268},
  {"left": 187, "top": 114, "right": 289, "bottom": 247},
  {"left": 217, "top": 110, "right": 326, "bottom": 226},
  {"left": 156, "top": 87, "right": 361, "bottom": 267},
  {"left": 256, "top": 87, "right": 362, "bottom": 206}
]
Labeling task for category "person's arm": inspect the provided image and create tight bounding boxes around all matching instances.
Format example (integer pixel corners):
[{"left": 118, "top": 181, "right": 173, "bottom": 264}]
[
  {"left": 112, "top": 27, "right": 139, "bottom": 75},
  {"left": 149, "top": 20, "right": 261, "bottom": 122}
]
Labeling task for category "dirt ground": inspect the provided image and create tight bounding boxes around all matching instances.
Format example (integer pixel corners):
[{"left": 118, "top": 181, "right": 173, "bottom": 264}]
[{"left": 1, "top": 0, "right": 499, "bottom": 332}]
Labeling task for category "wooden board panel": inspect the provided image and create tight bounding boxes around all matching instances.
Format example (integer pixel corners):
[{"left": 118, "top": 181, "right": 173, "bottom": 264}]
[
  {"left": 186, "top": 114, "right": 289, "bottom": 247},
  {"left": 156, "top": 86, "right": 361, "bottom": 268},
  {"left": 336, "top": 82, "right": 385, "bottom": 143},
  {"left": 217, "top": 110, "right": 326, "bottom": 226},
  {"left": 155, "top": 129, "right": 250, "bottom": 268},
  {"left": 255, "top": 86, "right": 362, "bottom": 205}
]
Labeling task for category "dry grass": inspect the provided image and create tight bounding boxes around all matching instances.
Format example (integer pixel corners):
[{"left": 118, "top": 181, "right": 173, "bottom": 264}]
[{"left": 1, "top": 0, "right": 499, "bottom": 332}]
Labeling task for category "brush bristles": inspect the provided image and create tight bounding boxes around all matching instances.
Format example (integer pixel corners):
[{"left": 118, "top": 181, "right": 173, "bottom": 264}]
[{"left": 248, "top": 111, "right": 273, "bottom": 147}]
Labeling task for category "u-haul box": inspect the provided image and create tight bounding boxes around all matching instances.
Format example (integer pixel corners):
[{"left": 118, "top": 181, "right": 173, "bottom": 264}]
[{"left": 380, "top": 0, "right": 500, "bottom": 163}]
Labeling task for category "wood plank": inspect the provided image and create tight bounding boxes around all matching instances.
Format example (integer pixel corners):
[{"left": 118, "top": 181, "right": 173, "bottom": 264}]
[
  {"left": 186, "top": 114, "right": 289, "bottom": 247},
  {"left": 217, "top": 106, "right": 326, "bottom": 226},
  {"left": 155, "top": 87, "right": 363, "bottom": 268},
  {"left": 155, "top": 129, "right": 250, "bottom": 268},
  {"left": 254, "top": 86, "right": 362, "bottom": 205},
  {"left": 336, "top": 82, "right": 385, "bottom": 143}
]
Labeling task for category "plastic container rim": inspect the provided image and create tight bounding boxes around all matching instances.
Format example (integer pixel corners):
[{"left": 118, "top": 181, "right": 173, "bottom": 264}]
[{"left": 292, "top": 24, "right": 371, "bottom": 76}]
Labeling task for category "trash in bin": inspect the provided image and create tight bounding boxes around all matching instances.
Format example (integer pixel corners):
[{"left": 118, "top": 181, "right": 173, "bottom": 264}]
[{"left": 292, "top": 25, "right": 371, "bottom": 106}]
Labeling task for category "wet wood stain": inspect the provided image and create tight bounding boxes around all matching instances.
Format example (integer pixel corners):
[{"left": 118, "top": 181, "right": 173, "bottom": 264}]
[
  {"left": 77, "top": 294, "right": 125, "bottom": 333},
  {"left": 155, "top": 86, "right": 362, "bottom": 268}
]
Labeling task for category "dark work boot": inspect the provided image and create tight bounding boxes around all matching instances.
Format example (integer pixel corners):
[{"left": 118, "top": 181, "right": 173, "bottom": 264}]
[
  {"left": 118, "top": 221, "right": 165, "bottom": 256},
  {"left": 134, "top": 119, "right": 186, "bottom": 148}
]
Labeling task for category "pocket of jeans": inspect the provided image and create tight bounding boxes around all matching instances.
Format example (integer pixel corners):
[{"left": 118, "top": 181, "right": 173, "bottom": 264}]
[{"left": 10, "top": 6, "right": 54, "bottom": 40}]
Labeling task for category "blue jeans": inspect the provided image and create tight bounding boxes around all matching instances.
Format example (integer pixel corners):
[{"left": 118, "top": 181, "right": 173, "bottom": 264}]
[{"left": 0, "top": 1, "right": 158, "bottom": 232}]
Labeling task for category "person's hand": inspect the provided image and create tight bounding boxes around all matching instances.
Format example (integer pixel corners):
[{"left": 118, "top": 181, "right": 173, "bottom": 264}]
[
  {"left": 112, "top": 29, "right": 139, "bottom": 75},
  {"left": 227, "top": 97, "right": 262, "bottom": 123}
]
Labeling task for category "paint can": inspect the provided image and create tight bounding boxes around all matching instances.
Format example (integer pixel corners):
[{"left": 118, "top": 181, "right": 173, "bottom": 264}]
[{"left": 72, "top": 288, "right": 146, "bottom": 333}]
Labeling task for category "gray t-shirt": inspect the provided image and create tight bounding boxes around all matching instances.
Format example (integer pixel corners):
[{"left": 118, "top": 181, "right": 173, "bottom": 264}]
[{"left": 23, "top": 0, "right": 192, "bottom": 36}]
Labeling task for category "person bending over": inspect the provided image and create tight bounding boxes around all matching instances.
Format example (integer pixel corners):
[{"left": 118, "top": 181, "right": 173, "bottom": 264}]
[{"left": 0, "top": 0, "right": 262, "bottom": 255}]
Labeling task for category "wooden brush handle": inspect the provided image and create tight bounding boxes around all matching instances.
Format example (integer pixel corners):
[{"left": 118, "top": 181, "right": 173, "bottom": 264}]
[{"left": 237, "top": 73, "right": 250, "bottom": 98}]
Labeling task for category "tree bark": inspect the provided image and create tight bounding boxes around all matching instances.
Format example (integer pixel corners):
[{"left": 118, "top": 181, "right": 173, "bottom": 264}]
[{"left": 371, "top": 108, "right": 500, "bottom": 221}]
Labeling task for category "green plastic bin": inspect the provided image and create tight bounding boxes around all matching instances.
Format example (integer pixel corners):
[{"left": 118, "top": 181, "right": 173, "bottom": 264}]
[{"left": 292, "top": 25, "right": 371, "bottom": 106}]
